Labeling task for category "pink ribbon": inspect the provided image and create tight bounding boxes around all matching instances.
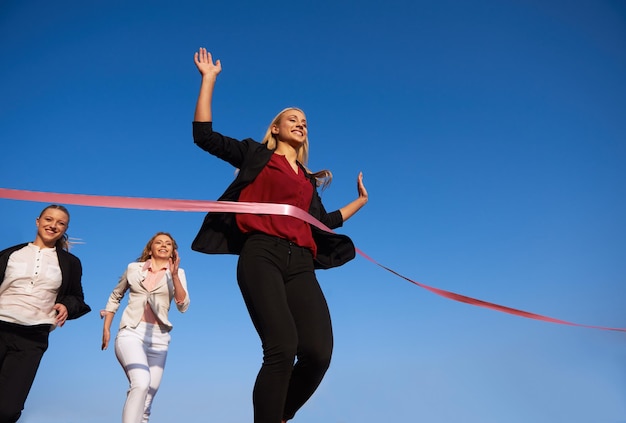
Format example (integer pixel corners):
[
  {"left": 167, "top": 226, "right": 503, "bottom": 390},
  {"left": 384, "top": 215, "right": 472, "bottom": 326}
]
[{"left": 1, "top": 187, "right": 623, "bottom": 332}]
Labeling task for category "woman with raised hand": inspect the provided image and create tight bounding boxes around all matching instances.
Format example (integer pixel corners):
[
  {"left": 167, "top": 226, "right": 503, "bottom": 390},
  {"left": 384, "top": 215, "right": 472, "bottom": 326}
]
[
  {"left": 101, "top": 232, "right": 189, "bottom": 423},
  {"left": 191, "top": 47, "right": 368, "bottom": 423},
  {"left": 0, "top": 204, "right": 91, "bottom": 423}
]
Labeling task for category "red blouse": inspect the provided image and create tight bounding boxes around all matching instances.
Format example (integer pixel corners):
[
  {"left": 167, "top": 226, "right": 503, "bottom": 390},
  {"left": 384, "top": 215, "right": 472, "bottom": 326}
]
[{"left": 236, "top": 153, "right": 317, "bottom": 256}]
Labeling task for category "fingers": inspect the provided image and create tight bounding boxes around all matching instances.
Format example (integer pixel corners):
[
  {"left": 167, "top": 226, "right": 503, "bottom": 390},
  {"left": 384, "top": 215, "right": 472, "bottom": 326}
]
[
  {"left": 53, "top": 303, "right": 68, "bottom": 327},
  {"left": 171, "top": 249, "right": 180, "bottom": 262},
  {"left": 169, "top": 250, "right": 181, "bottom": 273},
  {"left": 357, "top": 171, "right": 368, "bottom": 199},
  {"left": 194, "top": 47, "right": 222, "bottom": 71},
  {"left": 194, "top": 47, "right": 211, "bottom": 64},
  {"left": 101, "top": 327, "right": 110, "bottom": 350},
  {"left": 194, "top": 49, "right": 205, "bottom": 66},
  {"left": 56, "top": 312, "right": 67, "bottom": 325}
]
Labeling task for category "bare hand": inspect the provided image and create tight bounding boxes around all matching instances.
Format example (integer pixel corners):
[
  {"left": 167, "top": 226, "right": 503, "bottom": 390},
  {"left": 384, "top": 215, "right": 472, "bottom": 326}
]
[
  {"left": 102, "top": 329, "right": 110, "bottom": 350},
  {"left": 194, "top": 48, "right": 222, "bottom": 78},
  {"left": 356, "top": 172, "right": 368, "bottom": 203},
  {"left": 169, "top": 249, "right": 180, "bottom": 275},
  {"left": 53, "top": 303, "right": 68, "bottom": 327},
  {"left": 338, "top": 172, "right": 368, "bottom": 222}
]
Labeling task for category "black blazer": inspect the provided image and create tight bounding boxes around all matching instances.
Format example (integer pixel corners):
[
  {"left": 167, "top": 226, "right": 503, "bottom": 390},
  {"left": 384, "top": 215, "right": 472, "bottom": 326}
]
[
  {"left": 191, "top": 121, "right": 356, "bottom": 270},
  {"left": 0, "top": 243, "right": 91, "bottom": 320}
]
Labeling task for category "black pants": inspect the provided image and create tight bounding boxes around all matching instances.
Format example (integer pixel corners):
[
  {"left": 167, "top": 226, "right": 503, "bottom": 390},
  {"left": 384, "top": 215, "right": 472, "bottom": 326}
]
[
  {"left": 0, "top": 320, "right": 50, "bottom": 423},
  {"left": 237, "top": 234, "right": 333, "bottom": 423}
]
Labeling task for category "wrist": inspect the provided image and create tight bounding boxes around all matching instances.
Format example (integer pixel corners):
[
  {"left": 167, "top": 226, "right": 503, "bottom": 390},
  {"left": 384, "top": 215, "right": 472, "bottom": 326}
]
[{"left": 201, "top": 73, "right": 218, "bottom": 82}]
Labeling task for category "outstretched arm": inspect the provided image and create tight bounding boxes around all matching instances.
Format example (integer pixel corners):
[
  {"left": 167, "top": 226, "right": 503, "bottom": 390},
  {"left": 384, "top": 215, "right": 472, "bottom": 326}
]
[
  {"left": 340, "top": 172, "right": 368, "bottom": 222},
  {"left": 193, "top": 47, "right": 222, "bottom": 122}
]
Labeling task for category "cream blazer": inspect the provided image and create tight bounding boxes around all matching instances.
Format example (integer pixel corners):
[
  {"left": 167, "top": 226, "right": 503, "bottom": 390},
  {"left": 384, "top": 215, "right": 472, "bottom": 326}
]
[{"left": 103, "top": 262, "right": 190, "bottom": 330}]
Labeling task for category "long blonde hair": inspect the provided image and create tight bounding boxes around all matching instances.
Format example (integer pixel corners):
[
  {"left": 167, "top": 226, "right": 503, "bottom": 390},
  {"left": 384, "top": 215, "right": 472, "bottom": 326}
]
[{"left": 261, "top": 107, "right": 332, "bottom": 189}]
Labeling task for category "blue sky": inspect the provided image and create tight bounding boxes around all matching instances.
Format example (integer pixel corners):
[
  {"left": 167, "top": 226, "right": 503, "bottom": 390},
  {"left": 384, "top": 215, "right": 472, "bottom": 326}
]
[{"left": 1, "top": 0, "right": 625, "bottom": 422}]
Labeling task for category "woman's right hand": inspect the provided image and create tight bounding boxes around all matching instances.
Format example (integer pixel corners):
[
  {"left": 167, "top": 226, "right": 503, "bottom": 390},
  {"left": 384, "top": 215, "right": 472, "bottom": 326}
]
[
  {"left": 194, "top": 47, "right": 222, "bottom": 78},
  {"left": 101, "top": 310, "right": 114, "bottom": 350},
  {"left": 101, "top": 328, "right": 110, "bottom": 350}
]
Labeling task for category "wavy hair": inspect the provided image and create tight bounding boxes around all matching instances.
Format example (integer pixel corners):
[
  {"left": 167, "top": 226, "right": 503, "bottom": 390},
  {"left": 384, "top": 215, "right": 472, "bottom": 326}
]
[{"left": 137, "top": 232, "right": 178, "bottom": 262}]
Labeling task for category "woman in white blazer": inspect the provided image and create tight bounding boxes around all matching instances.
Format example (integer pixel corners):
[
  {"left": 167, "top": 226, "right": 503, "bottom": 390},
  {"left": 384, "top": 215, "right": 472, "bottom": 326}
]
[{"left": 101, "top": 232, "right": 189, "bottom": 423}]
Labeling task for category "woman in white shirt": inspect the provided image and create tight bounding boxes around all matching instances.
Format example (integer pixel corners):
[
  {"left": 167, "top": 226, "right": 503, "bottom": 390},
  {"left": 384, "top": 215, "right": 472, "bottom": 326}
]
[
  {"left": 0, "top": 204, "right": 90, "bottom": 423},
  {"left": 101, "top": 232, "right": 190, "bottom": 423}
]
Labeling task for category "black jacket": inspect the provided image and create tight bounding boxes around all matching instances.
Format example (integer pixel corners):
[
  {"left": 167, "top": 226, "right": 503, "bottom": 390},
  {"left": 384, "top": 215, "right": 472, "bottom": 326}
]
[
  {"left": 191, "top": 122, "right": 355, "bottom": 270},
  {"left": 0, "top": 243, "right": 91, "bottom": 320}
]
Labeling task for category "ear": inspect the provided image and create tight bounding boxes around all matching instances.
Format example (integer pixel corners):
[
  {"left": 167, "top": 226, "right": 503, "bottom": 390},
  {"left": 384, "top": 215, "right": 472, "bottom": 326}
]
[{"left": 271, "top": 125, "right": 279, "bottom": 135}]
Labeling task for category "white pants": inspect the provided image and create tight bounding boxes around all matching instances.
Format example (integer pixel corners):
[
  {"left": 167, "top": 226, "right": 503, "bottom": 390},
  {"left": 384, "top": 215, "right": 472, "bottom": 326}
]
[{"left": 115, "top": 322, "right": 171, "bottom": 423}]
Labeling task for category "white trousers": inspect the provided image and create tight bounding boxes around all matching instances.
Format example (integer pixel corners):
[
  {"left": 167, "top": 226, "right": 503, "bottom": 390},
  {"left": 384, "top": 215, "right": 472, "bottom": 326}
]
[{"left": 115, "top": 322, "right": 171, "bottom": 423}]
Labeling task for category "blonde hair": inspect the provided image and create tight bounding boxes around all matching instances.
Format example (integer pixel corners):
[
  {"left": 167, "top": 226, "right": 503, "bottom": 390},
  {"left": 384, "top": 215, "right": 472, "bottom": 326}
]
[
  {"left": 137, "top": 232, "right": 178, "bottom": 262},
  {"left": 261, "top": 107, "right": 332, "bottom": 189}
]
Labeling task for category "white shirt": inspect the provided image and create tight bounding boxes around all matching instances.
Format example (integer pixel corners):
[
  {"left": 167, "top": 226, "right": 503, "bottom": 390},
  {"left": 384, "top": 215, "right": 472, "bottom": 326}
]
[{"left": 0, "top": 243, "right": 62, "bottom": 326}]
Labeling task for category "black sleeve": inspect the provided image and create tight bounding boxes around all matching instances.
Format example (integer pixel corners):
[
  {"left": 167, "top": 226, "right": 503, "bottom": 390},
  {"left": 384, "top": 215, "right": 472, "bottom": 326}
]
[
  {"left": 192, "top": 121, "right": 251, "bottom": 168},
  {"left": 58, "top": 253, "right": 91, "bottom": 320}
]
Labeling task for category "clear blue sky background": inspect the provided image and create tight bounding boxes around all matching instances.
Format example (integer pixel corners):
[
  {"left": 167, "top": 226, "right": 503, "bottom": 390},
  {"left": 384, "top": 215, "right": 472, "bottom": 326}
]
[{"left": 1, "top": 1, "right": 625, "bottom": 422}]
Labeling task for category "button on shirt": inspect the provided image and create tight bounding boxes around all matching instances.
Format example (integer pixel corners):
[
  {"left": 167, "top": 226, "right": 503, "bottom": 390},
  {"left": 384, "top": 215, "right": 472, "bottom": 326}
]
[{"left": 0, "top": 243, "right": 62, "bottom": 326}]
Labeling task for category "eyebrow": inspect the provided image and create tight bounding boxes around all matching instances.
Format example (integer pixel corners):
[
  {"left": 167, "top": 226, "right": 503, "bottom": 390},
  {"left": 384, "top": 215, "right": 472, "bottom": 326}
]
[
  {"left": 43, "top": 215, "right": 67, "bottom": 223},
  {"left": 285, "top": 114, "right": 306, "bottom": 123}
]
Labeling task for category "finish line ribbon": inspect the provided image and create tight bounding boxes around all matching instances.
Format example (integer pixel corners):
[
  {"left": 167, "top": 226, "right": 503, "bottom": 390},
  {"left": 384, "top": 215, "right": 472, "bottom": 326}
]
[{"left": 1, "top": 187, "right": 624, "bottom": 333}]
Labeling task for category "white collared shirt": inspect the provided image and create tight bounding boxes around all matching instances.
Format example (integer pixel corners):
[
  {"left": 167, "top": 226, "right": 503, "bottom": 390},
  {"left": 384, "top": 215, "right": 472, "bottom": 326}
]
[{"left": 0, "top": 243, "right": 62, "bottom": 326}]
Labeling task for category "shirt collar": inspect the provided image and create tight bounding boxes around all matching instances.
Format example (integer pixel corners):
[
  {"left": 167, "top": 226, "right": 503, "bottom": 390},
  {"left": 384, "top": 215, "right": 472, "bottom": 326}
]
[
  {"left": 28, "top": 242, "right": 56, "bottom": 252},
  {"left": 142, "top": 259, "right": 169, "bottom": 272}
]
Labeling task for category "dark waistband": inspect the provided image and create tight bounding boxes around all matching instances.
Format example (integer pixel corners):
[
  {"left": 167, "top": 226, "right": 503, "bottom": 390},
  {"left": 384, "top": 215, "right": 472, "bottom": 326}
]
[
  {"left": 245, "top": 232, "right": 312, "bottom": 252},
  {"left": 0, "top": 319, "right": 52, "bottom": 333}
]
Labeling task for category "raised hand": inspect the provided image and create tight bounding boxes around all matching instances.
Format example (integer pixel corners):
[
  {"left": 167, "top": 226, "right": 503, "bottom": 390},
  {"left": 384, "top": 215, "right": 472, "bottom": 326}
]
[
  {"left": 356, "top": 171, "right": 368, "bottom": 202},
  {"left": 169, "top": 249, "right": 180, "bottom": 275},
  {"left": 194, "top": 48, "right": 221, "bottom": 121},
  {"left": 194, "top": 47, "right": 222, "bottom": 78},
  {"left": 339, "top": 172, "right": 369, "bottom": 222}
]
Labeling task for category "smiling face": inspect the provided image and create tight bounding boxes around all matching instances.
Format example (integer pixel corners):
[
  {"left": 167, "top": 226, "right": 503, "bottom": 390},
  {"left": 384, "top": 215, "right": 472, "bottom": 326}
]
[
  {"left": 271, "top": 109, "right": 308, "bottom": 147},
  {"left": 35, "top": 207, "right": 69, "bottom": 248},
  {"left": 149, "top": 234, "right": 175, "bottom": 261}
]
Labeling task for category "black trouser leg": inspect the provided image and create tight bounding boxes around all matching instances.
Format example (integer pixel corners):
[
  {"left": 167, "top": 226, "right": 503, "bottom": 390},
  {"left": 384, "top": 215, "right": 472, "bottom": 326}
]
[
  {"left": 237, "top": 234, "right": 333, "bottom": 423},
  {"left": 0, "top": 321, "right": 49, "bottom": 423}
]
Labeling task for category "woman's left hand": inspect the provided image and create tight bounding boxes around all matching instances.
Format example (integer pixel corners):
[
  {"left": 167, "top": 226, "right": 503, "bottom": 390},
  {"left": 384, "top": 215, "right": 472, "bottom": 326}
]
[
  {"left": 53, "top": 303, "right": 68, "bottom": 327},
  {"left": 356, "top": 172, "right": 368, "bottom": 203},
  {"left": 170, "top": 249, "right": 180, "bottom": 274},
  {"left": 339, "top": 172, "right": 369, "bottom": 222}
]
